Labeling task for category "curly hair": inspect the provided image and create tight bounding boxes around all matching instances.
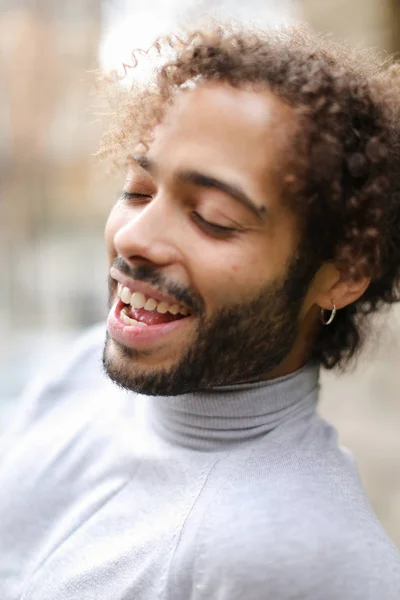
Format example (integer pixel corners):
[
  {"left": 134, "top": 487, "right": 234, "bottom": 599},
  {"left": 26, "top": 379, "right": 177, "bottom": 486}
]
[{"left": 98, "top": 23, "right": 400, "bottom": 370}]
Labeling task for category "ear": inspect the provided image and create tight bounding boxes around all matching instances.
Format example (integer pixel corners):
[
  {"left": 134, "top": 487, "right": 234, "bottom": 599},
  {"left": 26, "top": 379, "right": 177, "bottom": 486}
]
[{"left": 312, "top": 262, "right": 370, "bottom": 311}]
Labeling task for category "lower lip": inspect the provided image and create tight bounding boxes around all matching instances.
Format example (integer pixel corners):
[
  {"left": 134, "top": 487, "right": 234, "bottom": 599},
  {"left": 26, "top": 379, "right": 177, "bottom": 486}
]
[{"left": 107, "top": 300, "right": 193, "bottom": 348}]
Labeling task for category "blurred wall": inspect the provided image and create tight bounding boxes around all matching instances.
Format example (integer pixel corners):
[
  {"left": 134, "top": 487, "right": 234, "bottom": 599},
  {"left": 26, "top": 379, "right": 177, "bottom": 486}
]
[
  {"left": 301, "top": 0, "right": 394, "bottom": 49},
  {"left": 0, "top": 2, "right": 107, "bottom": 398}
]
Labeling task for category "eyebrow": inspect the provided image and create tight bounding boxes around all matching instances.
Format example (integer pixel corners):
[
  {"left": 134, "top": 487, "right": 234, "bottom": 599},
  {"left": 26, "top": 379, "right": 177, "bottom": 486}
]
[{"left": 129, "top": 154, "right": 267, "bottom": 221}]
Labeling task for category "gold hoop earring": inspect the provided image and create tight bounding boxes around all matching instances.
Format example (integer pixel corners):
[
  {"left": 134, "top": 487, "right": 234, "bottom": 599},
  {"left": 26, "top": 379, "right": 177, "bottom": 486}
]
[{"left": 320, "top": 303, "right": 336, "bottom": 326}]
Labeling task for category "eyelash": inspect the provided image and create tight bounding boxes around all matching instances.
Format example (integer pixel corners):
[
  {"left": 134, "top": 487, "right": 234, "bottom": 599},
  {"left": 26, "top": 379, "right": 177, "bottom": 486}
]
[
  {"left": 120, "top": 191, "right": 237, "bottom": 238},
  {"left": 191, "top": 212, "right": 236, "bottom": 237},
  {"left": 120, "top": 191, "right": 151, "bottom": 201}
]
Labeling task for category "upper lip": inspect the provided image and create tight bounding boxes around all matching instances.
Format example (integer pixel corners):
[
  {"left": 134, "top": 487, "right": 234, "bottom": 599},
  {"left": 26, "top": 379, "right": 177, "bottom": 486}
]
[{"left": 110, "top": 267, "right": 190, "bottom": 310}]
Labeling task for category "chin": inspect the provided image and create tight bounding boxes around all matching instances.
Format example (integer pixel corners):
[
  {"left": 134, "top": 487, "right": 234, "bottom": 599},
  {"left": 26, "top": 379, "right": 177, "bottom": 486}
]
[{"left": 102, "top": 335, "right": 195, "bottom": 396}]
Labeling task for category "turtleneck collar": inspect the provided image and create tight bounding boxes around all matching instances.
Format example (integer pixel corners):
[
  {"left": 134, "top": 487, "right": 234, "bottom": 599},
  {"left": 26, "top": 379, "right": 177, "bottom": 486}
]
[{"left": 148, "top": 362, "right": 320, "bottom": 450}]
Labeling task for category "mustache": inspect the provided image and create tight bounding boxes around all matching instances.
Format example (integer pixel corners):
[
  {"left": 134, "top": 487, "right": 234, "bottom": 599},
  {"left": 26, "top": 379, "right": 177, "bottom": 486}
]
[{"left": 110, "top": 257, "right": 203, "bottom": 313}]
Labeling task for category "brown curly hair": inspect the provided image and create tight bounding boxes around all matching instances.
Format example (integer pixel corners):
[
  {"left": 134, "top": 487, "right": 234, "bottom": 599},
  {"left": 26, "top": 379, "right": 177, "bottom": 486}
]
[{"left": 98, "top": 23, "right": 400, "bottom": 370}]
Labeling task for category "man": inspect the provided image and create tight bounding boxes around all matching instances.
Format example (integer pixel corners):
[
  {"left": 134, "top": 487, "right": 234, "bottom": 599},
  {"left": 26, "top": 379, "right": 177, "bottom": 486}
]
[{"left": 1, "top": 23, "right": 400, "bottom": 599}]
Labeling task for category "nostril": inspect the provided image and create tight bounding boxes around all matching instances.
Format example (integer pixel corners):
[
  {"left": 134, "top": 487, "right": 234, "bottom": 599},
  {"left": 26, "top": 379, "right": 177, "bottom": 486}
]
[{"left": 128, "top": 255, "right": 153, "bottom": 264}]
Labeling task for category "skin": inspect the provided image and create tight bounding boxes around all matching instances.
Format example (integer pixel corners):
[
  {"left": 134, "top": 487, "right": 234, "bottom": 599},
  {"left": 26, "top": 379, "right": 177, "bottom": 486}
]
[{"left": 104, "top": 82, "right": 369, "bottom": 388}]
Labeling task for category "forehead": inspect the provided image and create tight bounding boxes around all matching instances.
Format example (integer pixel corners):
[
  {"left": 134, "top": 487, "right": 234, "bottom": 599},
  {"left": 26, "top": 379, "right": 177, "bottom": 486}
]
[{"left": 149, "top": 83, "right": 294, "bottom": 191}]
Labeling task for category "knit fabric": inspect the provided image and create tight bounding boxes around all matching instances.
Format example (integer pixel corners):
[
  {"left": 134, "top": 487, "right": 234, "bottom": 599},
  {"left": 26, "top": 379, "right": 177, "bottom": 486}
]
[{"left": 1, "top": 323, "right": 399, "bottom": 599}]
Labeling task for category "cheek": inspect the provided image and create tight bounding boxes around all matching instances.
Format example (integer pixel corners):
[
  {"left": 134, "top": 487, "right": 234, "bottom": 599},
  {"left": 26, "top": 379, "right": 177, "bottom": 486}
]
[
  {"left": 231, "top": 256, "right": 259, "bottom": 272},
  {"left": 195, "top": 249, "right": 265, "bottom": 308}
]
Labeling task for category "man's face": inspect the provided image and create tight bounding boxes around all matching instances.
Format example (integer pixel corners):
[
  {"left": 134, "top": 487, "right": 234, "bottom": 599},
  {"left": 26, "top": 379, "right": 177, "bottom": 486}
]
[{"left": 103, "top": 83, "right": 316, "bottom": 395}]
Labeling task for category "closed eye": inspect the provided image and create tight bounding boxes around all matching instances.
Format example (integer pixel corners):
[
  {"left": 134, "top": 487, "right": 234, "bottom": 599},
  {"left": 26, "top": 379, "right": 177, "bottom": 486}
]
[
  {"left": 191, "top": 212, "right": 238, "bottom": 237},
  {"left": 120, "top": 191, "right": 152, "bottom": 201},
  {"left": 120, "top": 191, "right": 238, "bottom": 239}
]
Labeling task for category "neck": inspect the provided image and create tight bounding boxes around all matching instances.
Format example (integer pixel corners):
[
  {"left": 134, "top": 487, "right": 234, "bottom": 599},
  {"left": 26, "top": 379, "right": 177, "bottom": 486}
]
[{"left": 148, "top": 361, "right": 320, "bottom": 451}]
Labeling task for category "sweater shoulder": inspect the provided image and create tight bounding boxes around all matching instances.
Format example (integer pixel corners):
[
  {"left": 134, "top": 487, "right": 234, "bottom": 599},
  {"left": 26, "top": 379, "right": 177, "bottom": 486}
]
[
  {"left": 0, "top": 323, "right": 107, "bottom": 451},
  {"left": 190, "top": 517, "right": 400, "bottom": 600},
  {"left": 172, "top": 420, "right": 400, "bottom": 599}
]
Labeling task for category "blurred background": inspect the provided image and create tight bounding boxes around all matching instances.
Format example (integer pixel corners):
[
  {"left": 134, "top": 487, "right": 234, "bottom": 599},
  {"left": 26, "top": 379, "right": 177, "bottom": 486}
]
[{"left": 1, "top": 0, "right": 400, "bottom": 548}]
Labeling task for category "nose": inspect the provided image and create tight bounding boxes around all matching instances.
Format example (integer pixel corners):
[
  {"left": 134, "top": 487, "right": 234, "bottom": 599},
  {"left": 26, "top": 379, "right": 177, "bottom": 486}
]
[{"left": 113, "top": 194, "right": 181, "bottom": 267}]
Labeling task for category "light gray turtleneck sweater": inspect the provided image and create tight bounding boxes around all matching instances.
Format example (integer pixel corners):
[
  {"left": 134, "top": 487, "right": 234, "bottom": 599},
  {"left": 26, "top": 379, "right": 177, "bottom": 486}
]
[{"left": 1, "top": 324, "right": 400, "bottom": 599}]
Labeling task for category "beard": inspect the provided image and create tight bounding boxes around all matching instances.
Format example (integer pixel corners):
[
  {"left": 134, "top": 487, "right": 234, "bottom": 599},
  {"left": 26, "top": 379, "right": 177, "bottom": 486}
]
[{"left": 102, "top": 254, "right": 316, "bottom": 396}]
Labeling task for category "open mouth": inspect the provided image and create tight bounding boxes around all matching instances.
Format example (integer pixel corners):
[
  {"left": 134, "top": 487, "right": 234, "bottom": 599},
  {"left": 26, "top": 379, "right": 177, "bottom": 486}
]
[{"left": 117, "top": 283, "right": 191, "bottom": 328}]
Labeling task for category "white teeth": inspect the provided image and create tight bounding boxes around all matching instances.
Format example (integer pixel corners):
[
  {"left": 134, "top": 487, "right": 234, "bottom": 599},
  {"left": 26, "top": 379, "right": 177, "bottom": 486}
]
[
  {"left": 157, "top": 302, "right": 169, "bottom": 314},
  {"left": 117, "top": 283, "right": 191, "bottom": 317},
  {"left": 120, "top": 307, "right": 148, "bottom": 327},
  {"left": 144, "top": 298, "right": 157, "bottom": 311},
  {"left": 121, "top": 287, "right": 132, "bottom": 304},
  {"left": 121, "top": 312, "right": 131, "bottom": 326},
  {"left": 129, "top": 317, "right": 147, "bottom": 327},
  {"left": 130, "top": 292, "right": 146, "bottom": 309}
]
